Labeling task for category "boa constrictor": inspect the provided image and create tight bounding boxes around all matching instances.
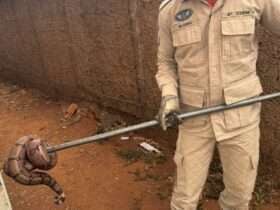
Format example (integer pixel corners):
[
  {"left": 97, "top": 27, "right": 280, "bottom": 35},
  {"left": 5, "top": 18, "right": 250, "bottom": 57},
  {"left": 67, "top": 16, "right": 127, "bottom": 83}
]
[{"left": 3, "top": 136, "right": 65, "bottom": 204}]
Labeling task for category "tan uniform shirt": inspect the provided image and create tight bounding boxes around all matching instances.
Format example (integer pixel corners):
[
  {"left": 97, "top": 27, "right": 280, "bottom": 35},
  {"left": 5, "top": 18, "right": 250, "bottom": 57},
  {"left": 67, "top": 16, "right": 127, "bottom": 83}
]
[{"left": 156, "top": 0, "right": 280, "bottom": 141}]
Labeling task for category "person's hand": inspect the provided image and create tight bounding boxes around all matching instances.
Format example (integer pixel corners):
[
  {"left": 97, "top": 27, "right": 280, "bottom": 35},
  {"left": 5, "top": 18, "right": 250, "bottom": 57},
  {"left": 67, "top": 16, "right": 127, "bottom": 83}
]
[{"left": 157, "top": 95, "right": 180, "bottom": 130}]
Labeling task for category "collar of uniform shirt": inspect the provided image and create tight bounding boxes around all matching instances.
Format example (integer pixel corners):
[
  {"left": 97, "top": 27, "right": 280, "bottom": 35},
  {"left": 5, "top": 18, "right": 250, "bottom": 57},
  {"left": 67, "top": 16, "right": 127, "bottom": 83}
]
[{"left": 192, "top": 0, "right": 217, "bottom": 7}]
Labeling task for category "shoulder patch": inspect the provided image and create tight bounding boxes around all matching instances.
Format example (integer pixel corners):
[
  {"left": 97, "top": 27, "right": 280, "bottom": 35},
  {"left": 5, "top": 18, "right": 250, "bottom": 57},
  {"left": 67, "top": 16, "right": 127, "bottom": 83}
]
[
  {"left": 175, "top": 9, "right": 193, "bottom": 21},
  {"left": 159, "top": 0, "right": 172, "bottom": 11}
]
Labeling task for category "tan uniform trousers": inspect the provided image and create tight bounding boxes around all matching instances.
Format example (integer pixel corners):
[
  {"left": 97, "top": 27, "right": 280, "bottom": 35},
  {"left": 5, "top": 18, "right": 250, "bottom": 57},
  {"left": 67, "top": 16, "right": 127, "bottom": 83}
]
[{"left": 171, "top": 124, "right": 260, "bottom": 210}]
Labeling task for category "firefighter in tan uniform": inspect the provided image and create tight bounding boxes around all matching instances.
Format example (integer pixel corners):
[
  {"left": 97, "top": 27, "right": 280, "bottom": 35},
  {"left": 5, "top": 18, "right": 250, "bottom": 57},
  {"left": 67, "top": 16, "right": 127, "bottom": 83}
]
[{"left": 156, "top": 0, "right": 280, "bottom": 209}]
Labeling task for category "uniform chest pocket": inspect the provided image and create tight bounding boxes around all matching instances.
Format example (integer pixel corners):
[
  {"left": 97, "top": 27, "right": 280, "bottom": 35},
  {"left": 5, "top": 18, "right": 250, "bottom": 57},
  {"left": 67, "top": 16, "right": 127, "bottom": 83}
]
[
  {"left": 172, "top": 24, "right": 201, "bottom": 47},
  {"left": 221, "top": 16, "right": 256, "bottom": 60}
]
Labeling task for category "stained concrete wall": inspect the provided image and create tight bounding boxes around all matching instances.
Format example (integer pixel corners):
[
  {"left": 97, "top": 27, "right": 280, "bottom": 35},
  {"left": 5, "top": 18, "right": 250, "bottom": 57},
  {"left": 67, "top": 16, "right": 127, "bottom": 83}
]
[
  {"left": 0, "top": 0, "right": 280, "bottom": 176},
  {"left": 0, "top": 0, "right": 160, "bottom": 117}
]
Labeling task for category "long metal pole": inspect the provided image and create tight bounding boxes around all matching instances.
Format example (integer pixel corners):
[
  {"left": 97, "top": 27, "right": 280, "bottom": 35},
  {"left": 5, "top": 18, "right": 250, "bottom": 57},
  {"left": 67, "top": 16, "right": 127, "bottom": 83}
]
[{"left": 47, "top": 92, "right": 280, "bottom": 153}]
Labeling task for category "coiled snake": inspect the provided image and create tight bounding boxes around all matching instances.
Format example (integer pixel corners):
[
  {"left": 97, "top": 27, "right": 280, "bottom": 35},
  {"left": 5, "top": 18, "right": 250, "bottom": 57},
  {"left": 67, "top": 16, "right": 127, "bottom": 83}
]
[{"left": 3, "top": 136, "right": 65, "bottom": 204}]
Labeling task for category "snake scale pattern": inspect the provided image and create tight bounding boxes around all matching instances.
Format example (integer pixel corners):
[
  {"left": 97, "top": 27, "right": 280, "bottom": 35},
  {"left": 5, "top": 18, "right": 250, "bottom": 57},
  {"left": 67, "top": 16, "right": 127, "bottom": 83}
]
[{"left": 3, "top": 136, "right": 65, "bottom": 204}]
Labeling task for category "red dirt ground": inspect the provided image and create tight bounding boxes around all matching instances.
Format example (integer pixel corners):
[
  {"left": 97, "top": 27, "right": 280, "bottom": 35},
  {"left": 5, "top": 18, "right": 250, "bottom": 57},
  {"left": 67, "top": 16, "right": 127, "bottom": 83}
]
[{"left": 0, "top": 81, "right": 279, "bottom": 210}]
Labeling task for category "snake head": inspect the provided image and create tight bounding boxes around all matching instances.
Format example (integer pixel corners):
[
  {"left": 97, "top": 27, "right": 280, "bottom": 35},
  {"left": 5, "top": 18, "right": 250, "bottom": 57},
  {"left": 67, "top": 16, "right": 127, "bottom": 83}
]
[{"left": 26, "top": 138, "right": 57, "bottom": 170}]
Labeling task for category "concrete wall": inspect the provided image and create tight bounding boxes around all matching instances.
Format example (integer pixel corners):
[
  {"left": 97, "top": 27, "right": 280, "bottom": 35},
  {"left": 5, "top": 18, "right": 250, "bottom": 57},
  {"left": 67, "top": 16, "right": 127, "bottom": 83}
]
[
  {"left": 0, "top": 0, "right": 160, "bottom": 117},
  {"left": 0, "top": 0, "right": 280, "bottom": 177}
]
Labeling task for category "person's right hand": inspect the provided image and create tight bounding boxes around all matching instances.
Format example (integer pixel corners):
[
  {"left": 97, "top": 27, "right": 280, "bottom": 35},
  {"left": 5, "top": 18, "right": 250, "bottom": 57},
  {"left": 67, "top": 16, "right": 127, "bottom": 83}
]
[{"left": 157, "top": 95, "right": 180, "bottom": 131}]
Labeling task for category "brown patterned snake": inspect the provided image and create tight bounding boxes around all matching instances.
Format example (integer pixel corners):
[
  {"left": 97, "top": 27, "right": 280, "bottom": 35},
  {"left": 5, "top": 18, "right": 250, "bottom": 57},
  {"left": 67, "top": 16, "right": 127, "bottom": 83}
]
[{"left": 3, "top": 136, "right": 65, "bottom": 204}]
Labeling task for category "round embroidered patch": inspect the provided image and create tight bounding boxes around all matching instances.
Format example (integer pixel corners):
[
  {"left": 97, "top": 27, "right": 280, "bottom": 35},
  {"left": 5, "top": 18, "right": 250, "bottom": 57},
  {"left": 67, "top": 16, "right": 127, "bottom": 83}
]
[{"left": 175, "top": 9, "right": 193, "bottom": 21}]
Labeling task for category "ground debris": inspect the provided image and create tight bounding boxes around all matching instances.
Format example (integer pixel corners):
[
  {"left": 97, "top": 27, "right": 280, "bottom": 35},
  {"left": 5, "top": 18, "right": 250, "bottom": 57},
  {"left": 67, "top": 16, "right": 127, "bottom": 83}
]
[
  {"left": 116, "top": 147, "right": 166, "bottom": 166},
  {"left": 60, "top": 103, "right": 82, "bottom": 128},
  {"left": 121, "top": 136, "right": 130, "bottom": 141},
  {"left": 139, "top": 142, "right": 161, "bottom": 154},
  {"left": 64, "top": 103, "right": 79, "bottom": 119},
  {"left": 88, "top": 103, "right": 128, "bottom": 133}
]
